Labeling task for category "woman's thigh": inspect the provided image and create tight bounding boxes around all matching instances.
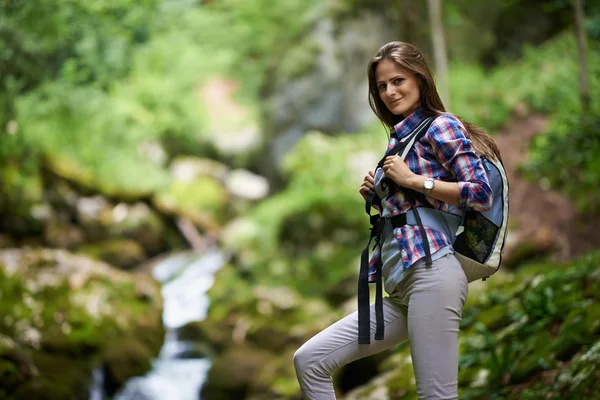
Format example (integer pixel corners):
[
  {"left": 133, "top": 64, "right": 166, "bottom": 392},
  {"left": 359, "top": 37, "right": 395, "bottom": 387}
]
[{"left": 405, "top": 254, "right": 468, "bottom": 399}]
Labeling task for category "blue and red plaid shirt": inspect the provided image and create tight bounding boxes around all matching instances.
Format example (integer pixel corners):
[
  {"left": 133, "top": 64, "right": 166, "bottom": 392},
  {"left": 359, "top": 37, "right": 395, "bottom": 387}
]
[{"left": 368, "top": 108, "right": 493, "bottom": 282}]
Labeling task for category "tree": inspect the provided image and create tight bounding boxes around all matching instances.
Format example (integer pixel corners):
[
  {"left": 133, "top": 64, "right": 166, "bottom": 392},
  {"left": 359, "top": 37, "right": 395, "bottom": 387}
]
[
  {"left": 572, "top": 0, "right": 591, "bottom": 113},
  {"left": 427, "top": 0, "right": 450, "bottom": 109}
]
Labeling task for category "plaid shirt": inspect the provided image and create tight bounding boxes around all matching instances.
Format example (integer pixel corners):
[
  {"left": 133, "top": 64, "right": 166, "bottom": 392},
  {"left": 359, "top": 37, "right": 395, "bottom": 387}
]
[{"left": 368, "top": 108, "right": 493, "bottom": 281}]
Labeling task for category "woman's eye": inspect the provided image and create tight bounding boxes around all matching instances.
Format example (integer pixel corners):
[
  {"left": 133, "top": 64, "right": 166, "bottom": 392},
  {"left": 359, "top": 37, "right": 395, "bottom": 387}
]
[
  {"left": 393, "top": 78, "right": 404, "bottom": 85},
  {"left": 378, "top": 84, "right": 386, "bottom": 90}
]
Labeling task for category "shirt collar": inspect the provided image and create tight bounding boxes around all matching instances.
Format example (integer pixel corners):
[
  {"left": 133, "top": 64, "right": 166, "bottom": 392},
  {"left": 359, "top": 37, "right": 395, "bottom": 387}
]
[{"left": 392, "top": 107, "right": 427, "bottom": 139}]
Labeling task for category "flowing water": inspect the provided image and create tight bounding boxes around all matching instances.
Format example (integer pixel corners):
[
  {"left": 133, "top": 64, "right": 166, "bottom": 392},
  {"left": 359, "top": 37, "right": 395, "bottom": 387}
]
[{"left": 89, "top": 248, "right": 227, "bottom": 400}]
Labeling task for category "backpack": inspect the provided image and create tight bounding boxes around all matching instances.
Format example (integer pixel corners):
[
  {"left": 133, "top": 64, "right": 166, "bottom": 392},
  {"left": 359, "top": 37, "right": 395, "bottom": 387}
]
[{"left": 357, "top": 115, "right": 509, "bottom": 344}]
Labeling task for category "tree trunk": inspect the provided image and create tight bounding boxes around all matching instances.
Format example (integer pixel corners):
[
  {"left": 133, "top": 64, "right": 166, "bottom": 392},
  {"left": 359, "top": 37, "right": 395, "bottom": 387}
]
[
  {"left": 427, "top": 0, "right": 450, "bottom": 109},
  {"left": 572, "top": 0, "right": 590, "bottom": 113}
]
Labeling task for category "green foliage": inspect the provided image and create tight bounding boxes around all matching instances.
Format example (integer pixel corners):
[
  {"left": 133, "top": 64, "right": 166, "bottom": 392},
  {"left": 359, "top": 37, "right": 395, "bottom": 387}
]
[
  {"left": 197, "top": 0, "right": 325, "bottom": 99},
  {"left": 458, "top": 251, "right": 600, "bottom": 396},
  {"left": 451, "top": 33, "right": 600, "bottom": 131},
  {"left": 524, "top": 109, "right": 600, "bottom": 213},
  {"left": 243, "top": 130, "right": 384, "bottom": 296}
]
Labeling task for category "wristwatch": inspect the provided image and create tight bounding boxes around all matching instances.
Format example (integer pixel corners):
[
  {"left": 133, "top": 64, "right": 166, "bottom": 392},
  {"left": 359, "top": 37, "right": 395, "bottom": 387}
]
[{"left": 423, "top": 178, "right": 435, "bottom": 196}]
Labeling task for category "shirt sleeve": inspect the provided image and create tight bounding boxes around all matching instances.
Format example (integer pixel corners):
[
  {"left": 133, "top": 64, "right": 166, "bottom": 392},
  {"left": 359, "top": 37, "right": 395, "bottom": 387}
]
[{"left": 426, "top": 114, "right": 493, "bottom": 211}]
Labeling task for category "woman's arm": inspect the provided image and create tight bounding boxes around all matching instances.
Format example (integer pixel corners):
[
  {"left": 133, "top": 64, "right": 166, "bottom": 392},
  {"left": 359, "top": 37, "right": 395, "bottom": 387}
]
[
  {"left": 424, "top": 114, "right": 493, "bottom": 211},
  {"left": 402, "top": 175, "right": 461, "bottom": 206},
  {"left": 383, "top": 114, "right": 492, "bottom": 210}
]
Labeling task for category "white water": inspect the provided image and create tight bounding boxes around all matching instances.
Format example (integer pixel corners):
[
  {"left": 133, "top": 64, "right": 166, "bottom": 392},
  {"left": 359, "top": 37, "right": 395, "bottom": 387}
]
[{"left": 90, "top": 248, "right": 226, "bottom": 400}]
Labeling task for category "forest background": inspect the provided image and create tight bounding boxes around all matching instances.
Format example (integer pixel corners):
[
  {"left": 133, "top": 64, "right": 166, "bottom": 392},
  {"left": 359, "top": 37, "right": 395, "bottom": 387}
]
[{"left": 1, "top": 0, "right": 600, "bottom": 399}]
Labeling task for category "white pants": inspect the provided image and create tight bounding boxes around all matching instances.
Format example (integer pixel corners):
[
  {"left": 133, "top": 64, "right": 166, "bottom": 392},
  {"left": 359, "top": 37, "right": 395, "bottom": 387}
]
[{"left": 293, "top": 253, "right": 468, "bottom": 399}]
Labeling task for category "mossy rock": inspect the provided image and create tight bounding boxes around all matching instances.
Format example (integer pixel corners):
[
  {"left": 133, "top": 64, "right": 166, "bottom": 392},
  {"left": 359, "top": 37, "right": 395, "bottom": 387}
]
[
  {"left": 205, "top": 264, "right": 341, "bottom": 352},
  {"left": 0, "top": 249, "right": 164, "bottom": 397},
  {"left": 77, "top": 238, "right": 148, "bottom": 269},
  {"left": 254, "top": 347, "right": 300, "bottom": 398},
  {"left": 201, "top": 345, "right": 275, "bottom": 399},
  {"left": 10, "top": 378, "right": 78, "bottom": 400},
  {"left": 0, "top": 164, "right": 45, "bottom": 237},
  {"left": 175, "top": 321, "right": 212, "bottom": 343},
  {"left": 102, "top": 338, "right": 152, "bottom": 396},
  {"left": 44, "top": 152, "right": 163, "bottom": 201},
  {"left": 153, "top": 174, "right": 228, "bottom": 235},
  {"left": 102, "top": 203, "right": 168, "bottom": 255},
  {"left": 43, "top": 220, "right": 86, "bottom": 249},
  {"left": 0, "top": 336, "right": 37, "bottom": 396}
]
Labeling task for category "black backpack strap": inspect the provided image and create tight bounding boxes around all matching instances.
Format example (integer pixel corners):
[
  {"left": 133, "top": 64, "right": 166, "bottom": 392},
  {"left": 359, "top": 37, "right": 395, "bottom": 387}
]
[
  {"left": 357, "top": 116, "right": 436, "bottom": 344},
  {"left": 405, "top": 191, "right": 433, "bottom": 266}
]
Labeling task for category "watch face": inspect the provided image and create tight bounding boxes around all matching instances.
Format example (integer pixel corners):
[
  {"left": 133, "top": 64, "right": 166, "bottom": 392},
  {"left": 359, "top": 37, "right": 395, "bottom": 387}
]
[{"left": 424, "top": 179, "right": 435, "bottom": 190}]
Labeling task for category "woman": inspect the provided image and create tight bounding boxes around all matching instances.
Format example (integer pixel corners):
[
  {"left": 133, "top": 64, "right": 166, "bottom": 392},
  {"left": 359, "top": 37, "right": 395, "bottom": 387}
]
[{"left": 293, "top": 41, "right": 501, "bottom": 399}]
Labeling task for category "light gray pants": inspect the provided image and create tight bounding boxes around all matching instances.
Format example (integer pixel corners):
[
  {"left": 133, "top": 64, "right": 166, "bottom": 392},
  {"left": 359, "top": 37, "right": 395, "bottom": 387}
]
[{"left": 293, "top": 253, "right": 468, "bottom": 399}]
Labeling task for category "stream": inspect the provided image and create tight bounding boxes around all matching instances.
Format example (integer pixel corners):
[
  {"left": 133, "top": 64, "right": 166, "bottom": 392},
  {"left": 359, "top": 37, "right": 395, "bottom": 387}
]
[{"left": 89, "top": 248, "right": 227, "bottom": 400}]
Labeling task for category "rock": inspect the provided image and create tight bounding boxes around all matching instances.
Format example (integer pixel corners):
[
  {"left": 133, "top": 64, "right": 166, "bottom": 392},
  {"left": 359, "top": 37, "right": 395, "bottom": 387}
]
[
  {"left": 76, "top": 238, "right": 148, "bottom": 269},
  {"left": 0, "top": 248, "right": 164, "bottom": 398},
  {"left": 76, "top": 198, "right": 168, "bottom": 256},
  {"left": 0, "top": 164, "right": 45, "bottom": 237},
  {"left": 169, "top": 156, "right": 229, "bottom": 182},
  {"left": 43, "top": 220, "right": 86, "bottom": 249},
  {"left": 258, "top": 11, "right": 396, "bottom": 184},
  {"left": 200, "top": 345, "right": 274, "bottom": 400},
  {"left": 0, "top": 234, "right": 16, "bottom": 248},
  {"left": 103, "top": 202, "right": 167, "bottom": 255},
  {"left": 174, "top": 321, "right": 211, "bottom": 343},
  {"left": 224, "top": 169, "right": 269, "bottom": 200},
  {"left": 44, "top": 152, "right": 165, "bottom": 201},
  {"left": 102, "top": 338, "right": 152, "bottom": 396},
  {"left": 153, "top": 156, "right": 230, "bottom": 235}
]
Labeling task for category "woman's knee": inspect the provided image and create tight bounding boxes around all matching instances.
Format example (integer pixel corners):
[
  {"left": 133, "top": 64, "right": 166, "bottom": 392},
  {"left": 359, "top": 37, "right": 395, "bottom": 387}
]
[{"left": 293, "top": 343, "right": 313, "bottom": 376}]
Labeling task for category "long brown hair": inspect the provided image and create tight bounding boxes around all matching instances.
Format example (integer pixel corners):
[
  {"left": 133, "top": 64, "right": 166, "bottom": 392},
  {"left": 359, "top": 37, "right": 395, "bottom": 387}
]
[{"left": 367, "top": 41, "right": 501, "bottom": 161}]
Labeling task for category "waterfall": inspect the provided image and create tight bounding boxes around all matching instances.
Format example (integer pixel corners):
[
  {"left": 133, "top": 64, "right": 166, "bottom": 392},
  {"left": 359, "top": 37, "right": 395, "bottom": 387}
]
[{"left": 90, "top": 248, "right": 227, "bottom": 400}]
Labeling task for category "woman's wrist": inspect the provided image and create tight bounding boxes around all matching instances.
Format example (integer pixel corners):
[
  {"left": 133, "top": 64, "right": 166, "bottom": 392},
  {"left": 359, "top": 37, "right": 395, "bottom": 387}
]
[{"left": 407, "top": 174, "right": 427, "bottom": 192}]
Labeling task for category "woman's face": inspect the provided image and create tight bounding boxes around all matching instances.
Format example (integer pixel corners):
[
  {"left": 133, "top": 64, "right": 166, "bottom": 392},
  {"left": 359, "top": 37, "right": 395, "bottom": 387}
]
[{"left": 375, "top": 59, "right": 421, "bottom": 118}]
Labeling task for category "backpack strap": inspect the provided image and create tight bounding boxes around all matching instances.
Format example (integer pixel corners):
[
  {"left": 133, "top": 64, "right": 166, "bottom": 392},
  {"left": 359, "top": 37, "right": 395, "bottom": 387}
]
[{"left": 357, "top": 116, "right": 435, "bottom": 344}]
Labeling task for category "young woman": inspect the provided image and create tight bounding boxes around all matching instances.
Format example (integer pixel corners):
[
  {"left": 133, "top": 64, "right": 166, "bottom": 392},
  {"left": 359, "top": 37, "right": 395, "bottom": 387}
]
[{"left": 293, "top": 41, "right": 501, "bottom": 399}]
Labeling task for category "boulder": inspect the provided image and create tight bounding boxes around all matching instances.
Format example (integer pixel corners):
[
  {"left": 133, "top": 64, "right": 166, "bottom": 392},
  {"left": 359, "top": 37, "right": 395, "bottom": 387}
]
[
  {"left": 76, "top": 238, "right": 148, "bottom": 269},
  {"left": 0, "top": 248, "right": 165, "bottom": 398},
  {"left": 257, "top": 11, "right": 397, "bottom": 185},
  {"left": 153, "top": 156, "right": 230, "bottom": 235}
]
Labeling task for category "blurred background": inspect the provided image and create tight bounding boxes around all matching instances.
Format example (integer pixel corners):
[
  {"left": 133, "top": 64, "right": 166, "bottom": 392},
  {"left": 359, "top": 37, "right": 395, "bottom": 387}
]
[{"left": 1, "top": 0, "right": 599, "bottom": 399}]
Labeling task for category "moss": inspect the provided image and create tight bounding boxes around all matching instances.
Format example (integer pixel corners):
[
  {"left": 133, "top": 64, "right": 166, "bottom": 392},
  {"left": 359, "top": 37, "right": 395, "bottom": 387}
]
[
  {"left": 76, "top": 238, "right": 147, "bottom": 269},
  {"left": 28, "top": 351, "right": 92, "bottom": 399},
  {"left": 153, "top": 174, "right": 228, "bottom": 231},
  {"left": 0, "top": 340, "right": 36, "bottom": 397},
  {"left": 0, "top": 249, "right": 164, "bottom": 396},
  {"left": 201, "top": 345, "right": 274, "bottom": 399},
  {"left": 102, "top": 338, "right": 152, "bottom": 395},
  {"left": 10, "top": 378, "right": 78, "bottom": 400}
]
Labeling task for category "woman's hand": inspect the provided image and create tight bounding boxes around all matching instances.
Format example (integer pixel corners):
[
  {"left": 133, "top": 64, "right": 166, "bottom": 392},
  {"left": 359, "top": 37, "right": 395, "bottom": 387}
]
[
  {"left": 383, "top": 155, "right": 416, "bottom": 187},
  {"left": 359, "top": 170, "right": 375, "bottom": 201}
]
